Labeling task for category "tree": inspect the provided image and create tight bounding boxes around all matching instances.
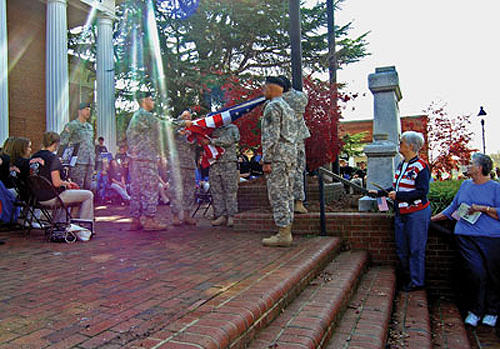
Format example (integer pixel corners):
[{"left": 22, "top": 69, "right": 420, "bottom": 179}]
[
  {"left": 340, "top": 131, "right": 368, "bottom": 159},
  {"left": 220, "top": 74, "right": 356, "bottom": 172},
  {"left": 423, "top": 101, "right": 476, "bottom": 180}
]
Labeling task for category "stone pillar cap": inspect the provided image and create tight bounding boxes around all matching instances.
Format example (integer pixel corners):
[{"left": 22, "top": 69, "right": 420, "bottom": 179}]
[{"left": 368, "top": 66, "right": 402, "bottom": 101}]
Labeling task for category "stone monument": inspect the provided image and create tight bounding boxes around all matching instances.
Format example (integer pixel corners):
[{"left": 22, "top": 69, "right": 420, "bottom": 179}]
[{"left": 359, "top": 66, "right": 402, "bottom": 211}]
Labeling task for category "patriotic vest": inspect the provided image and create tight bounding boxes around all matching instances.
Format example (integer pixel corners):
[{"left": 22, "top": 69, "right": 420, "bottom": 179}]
[{"left": 394, "top": 157, "right": 430, "bottom": 214}]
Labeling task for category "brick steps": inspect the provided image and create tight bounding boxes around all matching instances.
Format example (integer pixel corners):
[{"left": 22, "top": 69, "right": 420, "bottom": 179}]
[
  {"left": 388, "top": 290, "right": 432, "bottom": 349},
  {"left": 326, "top": 266, "right": 396, "bottom": 349},
  {"left": 430, "top": 299, "right": 471, "bottom": 349},
  {"left": 130, "top": 236, "right": 343, "bottom": 348},
  {"left": 246, "top": 250, "right": 369, "bottom": 349}
]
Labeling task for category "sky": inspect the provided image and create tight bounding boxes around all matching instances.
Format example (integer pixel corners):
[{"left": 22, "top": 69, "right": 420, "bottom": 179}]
[{"left": 328, "top": 0, "right": 499, "bottom": 155}]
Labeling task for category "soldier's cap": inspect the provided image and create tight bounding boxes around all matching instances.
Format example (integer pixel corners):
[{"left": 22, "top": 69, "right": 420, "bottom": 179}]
[
  {"left": 278, "top": 75, "right": 292, "bottom": 92},
  {"left": 136, "top": 91, "right": 154, "bottom": 101},
  {"left": 78, "top": 102, "right": 91, "bottom": 110},
  {"left": 265, "top": 76, "right": 286, "bottom": 90}
]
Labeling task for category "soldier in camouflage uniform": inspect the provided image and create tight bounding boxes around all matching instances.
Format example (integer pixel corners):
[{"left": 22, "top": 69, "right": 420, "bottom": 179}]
[
  {"left": 126, "top": 92, "right": 168, "bottom": 231},
  {"left": 261, "top": 77, "right": 297, "bottom": 247},
  {"left": 203, "top": 124, "right": 240, "bottom": 227},
  {"left": 169, "top": 110, "right": 198, "bottom": 226},
  {"left": 60, "top": 102, "right": 95, "bottom": 190},
  {"left": 280, "top": 76, "right": 310, "bottom": 214}
]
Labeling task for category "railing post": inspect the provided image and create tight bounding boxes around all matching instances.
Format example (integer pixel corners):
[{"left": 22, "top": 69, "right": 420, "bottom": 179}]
[{"left": 318, "top": 172, "right": 326, "bottom": 236}]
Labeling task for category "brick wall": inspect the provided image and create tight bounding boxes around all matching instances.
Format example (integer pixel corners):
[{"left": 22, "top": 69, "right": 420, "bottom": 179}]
[
  {"left": 233, "top": 211, "right": 459, "bottom": 297},
  {"left": 7, "top": 0, "right": 46, "bottom": 151},
  {"left": 238, "top": 177, "right": 344, "bottom": 212}
]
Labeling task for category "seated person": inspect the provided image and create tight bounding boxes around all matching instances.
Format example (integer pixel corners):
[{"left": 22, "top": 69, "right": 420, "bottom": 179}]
[
  {"left": 250, "top": 153, "right": 263, "bottom": 178},
  {"left": 109, "top": 159, "right": 130, "bottom": 203},
  {"left": 0, "top": 137, "right": 16, "bottom": 189},
  {"left": 96, "top": 158, "right": 111, "bottom": 202},
  {"left": 9, "top": 137, "right": 33, "bottom": 181},
  {"left": 94, "top": 136, "right": 108, "bottom": 171},
  {"left": 353, "top": 161, "right": 367, "bottom": 186},
  {"left": 339, "top": 158, "right": 354, "bottom": 180},
  {"left": 238, "top": 154, "right": 251, "bottom": 182},
  {"left": 31, "top": 132, "right": 94, "bottom": 221}
]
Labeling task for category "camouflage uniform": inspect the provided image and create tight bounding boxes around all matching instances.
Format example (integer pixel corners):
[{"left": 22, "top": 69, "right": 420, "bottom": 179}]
[
  {"left": 168, "top": 121, "right": 198, "bottom": 216},
  {"left": 210, "top": 124, "right": 240, "bottom": 218},
  {"left": 282, "top": 89, "right": 309, "bottom": 201},
  {"left": 60, "top": 119, "right": 95, "bottom": 190},
  {"left": 126, "top": 108, "right": 165, "bottom": 218},
  {"left": 261, "top": 97, "right": 297, "bottom": 227}
]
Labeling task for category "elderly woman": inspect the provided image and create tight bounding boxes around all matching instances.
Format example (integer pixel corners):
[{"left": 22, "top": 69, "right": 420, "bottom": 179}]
[
  {"left": 369, "top": 131, "right": 431, "bottom": 292},
  {"left": 431, "top": 153, "right": 500, "bottom": 328}
]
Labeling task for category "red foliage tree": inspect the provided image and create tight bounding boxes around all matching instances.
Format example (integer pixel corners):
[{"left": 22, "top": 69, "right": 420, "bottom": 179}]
[
  {"left": 220, "top": 76, "right": 264, "bottom": 149},
  {"left": 212, "top": 75, "right": 352, "bottom": 171},
  {"left": 423, "top": 101, "right": 476, "bottom": 179}
]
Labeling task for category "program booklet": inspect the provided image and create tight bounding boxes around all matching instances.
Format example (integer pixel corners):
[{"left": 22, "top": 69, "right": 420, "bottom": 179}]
[{"left": 451, "top": 203, "right": 481, "bottom": 224}]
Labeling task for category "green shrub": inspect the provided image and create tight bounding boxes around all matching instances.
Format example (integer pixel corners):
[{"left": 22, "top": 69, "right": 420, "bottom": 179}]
[{"left": 428, "top": 179, "right": 463, "bottom": 215}]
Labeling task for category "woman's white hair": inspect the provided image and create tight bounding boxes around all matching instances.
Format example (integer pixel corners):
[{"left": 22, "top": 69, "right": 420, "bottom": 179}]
[{"left": 401, "top": 131, "right": 425, "bottom": 152}]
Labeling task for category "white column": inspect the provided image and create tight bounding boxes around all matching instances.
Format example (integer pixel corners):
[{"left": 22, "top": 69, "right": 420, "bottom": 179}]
[
  {"left": 46, "top": 0, "right": 69, "bottom": 133},
  {"left": 0, "top": 0, "right": 8, "bottom": 144},
  {"left": 96, "top": 15, "right": 116, "bottom": 154}
]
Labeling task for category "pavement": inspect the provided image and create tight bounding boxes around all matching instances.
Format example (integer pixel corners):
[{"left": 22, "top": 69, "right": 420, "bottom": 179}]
[{"left": 0, "top": 204, "right": 309, "bottom": 348}]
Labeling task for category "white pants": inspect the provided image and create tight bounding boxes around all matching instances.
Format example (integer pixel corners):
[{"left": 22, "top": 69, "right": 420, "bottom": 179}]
[{"left": 40, "top": 189, "right": 94, "bottom": 220}]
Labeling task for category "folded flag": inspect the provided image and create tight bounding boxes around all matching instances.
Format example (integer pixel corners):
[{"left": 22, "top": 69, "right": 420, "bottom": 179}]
[{"left": 187, "top": 96, "right": 266, "bottom": 168}]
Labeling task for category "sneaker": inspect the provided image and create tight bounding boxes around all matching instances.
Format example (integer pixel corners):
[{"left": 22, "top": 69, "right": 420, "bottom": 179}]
[
  {"left": 465, "top": 311, "right": 480, "bottom": 327},
  {"left": 482, "top": 314, "right": 498, "bottom": 327}
]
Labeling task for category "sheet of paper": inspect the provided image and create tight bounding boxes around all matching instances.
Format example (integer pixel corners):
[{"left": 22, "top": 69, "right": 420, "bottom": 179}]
[{"left": 452, "top": 203, "right": 481, "bottom": 224}]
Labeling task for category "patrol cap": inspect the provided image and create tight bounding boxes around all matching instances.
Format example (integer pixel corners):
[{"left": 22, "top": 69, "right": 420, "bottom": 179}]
[
  {"left": 136, "top": 91, "right": 154, "bottom": 102},
  {"left": 78, "top": 102, "right": 91, "bottom": 110},
  {"left": 265, "top": 76, "right": 286, "bottom": 89},
  {"left": 278, "top": 75, "right": 292, "bottom": 92}
]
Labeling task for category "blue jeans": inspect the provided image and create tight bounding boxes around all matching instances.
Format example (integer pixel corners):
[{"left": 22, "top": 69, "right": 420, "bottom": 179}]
[
  {"left": 456, "top": 235, "right": 500, "bottom": 316},
  {"left": 394, "top": 205, "right": 431, "bottom": 287},
  {"left": 96, "top": 172, "right": 109, "bottom": 200}
]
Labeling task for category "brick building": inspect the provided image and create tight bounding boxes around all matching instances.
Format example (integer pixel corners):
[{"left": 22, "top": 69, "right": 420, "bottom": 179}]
[
  {"left": 1, "top": 0, "right": 119, "bottom": 152},
  {"left": 339, "top": 114, "right": 429, "bottom": 161}
]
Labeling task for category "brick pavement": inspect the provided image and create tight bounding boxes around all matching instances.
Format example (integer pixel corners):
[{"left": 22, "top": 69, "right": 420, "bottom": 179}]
[{"left": 0, "top": 205, "right": 337, "bottom": 348}]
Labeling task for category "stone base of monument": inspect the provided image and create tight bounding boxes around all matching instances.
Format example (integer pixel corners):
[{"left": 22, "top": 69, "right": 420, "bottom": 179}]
[{"left": 238, "top": 176, "right": 345, "bottom": 212}]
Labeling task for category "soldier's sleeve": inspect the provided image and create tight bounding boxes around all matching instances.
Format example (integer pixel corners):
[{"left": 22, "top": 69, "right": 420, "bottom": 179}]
[
  {"left": 299, "top": 91, "right": 308, "bottom": 111},
  {"left": 60, "top": 122, "right": 72, "bottom": 144},
  {"left": 211, "top": 126, "right": 239, "bottom": 148},
  {"left": 261, "top": 104, "right": 281, "bottom": 164}
]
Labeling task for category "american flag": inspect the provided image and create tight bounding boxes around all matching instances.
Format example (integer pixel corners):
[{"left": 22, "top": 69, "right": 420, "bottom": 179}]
[{"left": 186, "top": 96, "right": 266, "bottom": 168}]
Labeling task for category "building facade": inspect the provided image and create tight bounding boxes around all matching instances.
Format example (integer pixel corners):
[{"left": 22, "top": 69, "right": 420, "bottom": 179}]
[
  {"left": 1, "top": 0, "right": 118, "bottom": 152},
  {"left": 339, "top": 115, "right": 429, "bottom": 162}
]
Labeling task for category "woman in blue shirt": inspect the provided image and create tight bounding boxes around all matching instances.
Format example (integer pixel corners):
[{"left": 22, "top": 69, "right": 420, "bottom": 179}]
[{"left": 432, "top": 153, "right": 500, "bottom": 328}]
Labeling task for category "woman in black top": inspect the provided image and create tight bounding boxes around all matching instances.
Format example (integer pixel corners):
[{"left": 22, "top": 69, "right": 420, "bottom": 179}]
[
  {"left": 0, "top": 137, "right": 16, "bottom": 188},
  {"left": 9, "top": 137, "right": 32, "bottom": 181},
  {"left": 32, "top": 132, "right": 94, "bottom": 221}
]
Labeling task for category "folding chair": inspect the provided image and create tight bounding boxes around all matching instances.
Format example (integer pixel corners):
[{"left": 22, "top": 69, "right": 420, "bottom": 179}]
[
  {"left": 191, "top": 184, "right": 212, "bottom": 218},
  {"left": 25, "top": 175, "right": 93, "bottom": 242}
]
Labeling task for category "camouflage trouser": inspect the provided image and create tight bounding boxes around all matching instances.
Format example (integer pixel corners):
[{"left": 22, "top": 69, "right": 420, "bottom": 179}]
[
  {"left": 168, "top": 167, "right": 196, "bottom": 216},
  {"left": 210, "top": 161, "right": 239, "bottom": 218},
  {"left": 70, "top": 164, "right": 94, "bottom": 191},
  {"left": 129, "top": 160, "right": 159, "bottom": 218},
  {"left": 266, "top": 161, "right": 295, "bottom": 227},
  {"left": 293, "top": 141, "right": 306, "bottom": 201}
]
